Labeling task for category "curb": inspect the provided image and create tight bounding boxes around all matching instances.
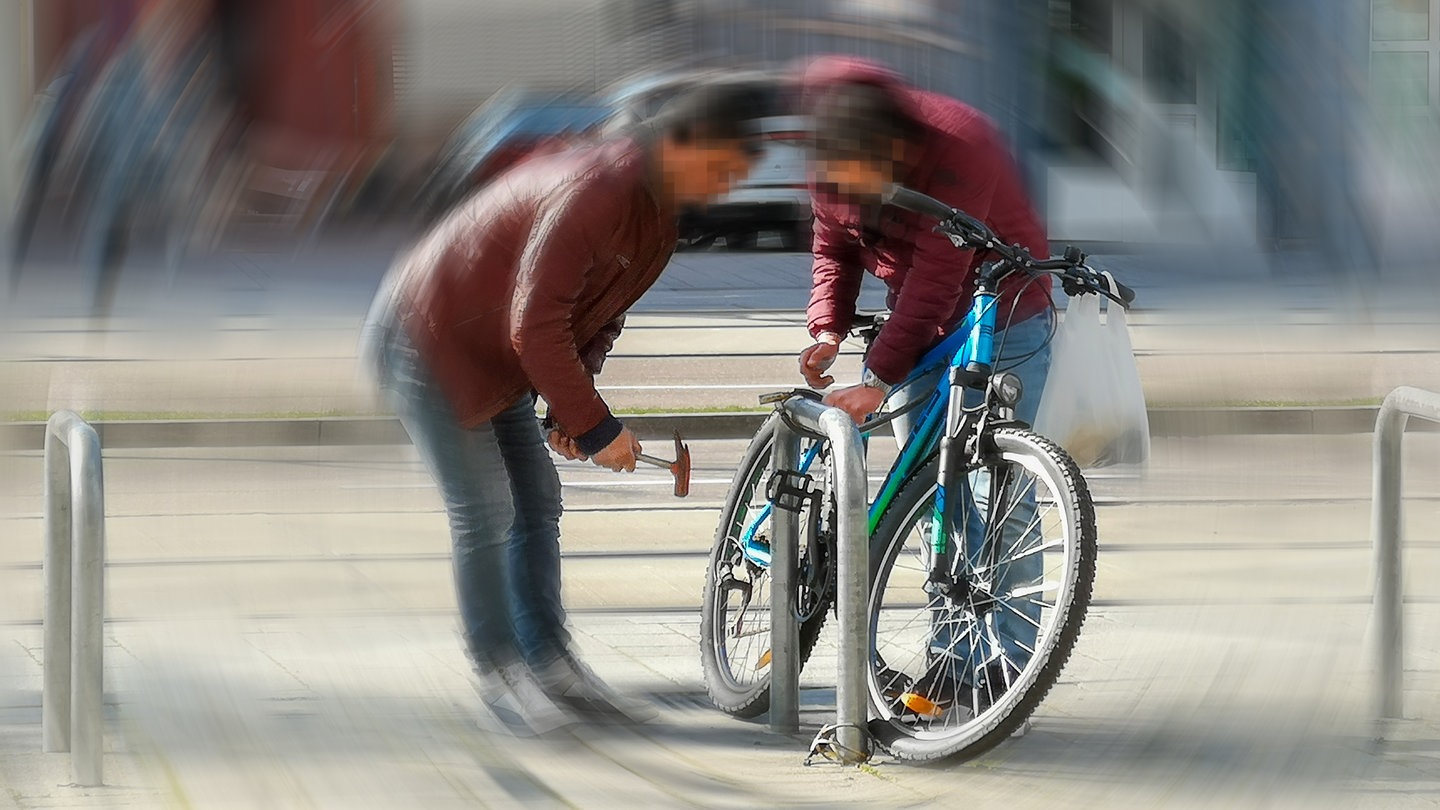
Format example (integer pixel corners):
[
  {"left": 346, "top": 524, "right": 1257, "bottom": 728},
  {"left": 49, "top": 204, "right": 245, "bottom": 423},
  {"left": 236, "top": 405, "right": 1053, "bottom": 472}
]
[
  {"left": 0, "top": 412, "right": 771, "bottom": 451},
  {"left": 1, "top": 406, "right": 1428, "bottom": 451}
]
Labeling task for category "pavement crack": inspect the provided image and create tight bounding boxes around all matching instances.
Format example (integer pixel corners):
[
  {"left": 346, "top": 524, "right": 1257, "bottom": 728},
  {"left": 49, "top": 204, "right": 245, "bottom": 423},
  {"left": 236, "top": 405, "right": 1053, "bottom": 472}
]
[{"left": 241, "top": 637, "right": 313, "bottom": 692}]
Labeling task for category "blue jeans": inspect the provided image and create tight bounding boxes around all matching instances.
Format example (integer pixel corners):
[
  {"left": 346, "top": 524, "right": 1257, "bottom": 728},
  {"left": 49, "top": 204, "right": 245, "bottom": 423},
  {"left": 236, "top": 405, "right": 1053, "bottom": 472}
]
[
  {"left": 887, "top": 312, "right": 1053, "bottom": 682},
  {"left": 363, "top": 302, "right": 569, "bottom": 671}
]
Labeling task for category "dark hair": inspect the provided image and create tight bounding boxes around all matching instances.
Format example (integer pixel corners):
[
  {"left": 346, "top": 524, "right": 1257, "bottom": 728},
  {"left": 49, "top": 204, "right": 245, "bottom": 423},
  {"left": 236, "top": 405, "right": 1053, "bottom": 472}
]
[
  {"left": 649, "top": 79, "right": 775, "bottom": 151},
  {"left": 811, "top": 82, "right": 922, "bottom": 162}
]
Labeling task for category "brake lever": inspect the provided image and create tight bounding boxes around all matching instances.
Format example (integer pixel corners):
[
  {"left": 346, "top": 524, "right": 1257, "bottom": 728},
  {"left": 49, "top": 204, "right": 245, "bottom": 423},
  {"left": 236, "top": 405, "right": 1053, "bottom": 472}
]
[{"left": 1056, "top": 266, "right": 1133, "bottom": 310}]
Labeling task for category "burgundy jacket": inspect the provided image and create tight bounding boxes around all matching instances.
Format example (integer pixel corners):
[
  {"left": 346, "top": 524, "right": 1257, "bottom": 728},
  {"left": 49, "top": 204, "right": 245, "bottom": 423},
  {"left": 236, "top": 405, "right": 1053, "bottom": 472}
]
[
  {"left": 803, "top": 57, "right": 1052, "bottom": 385},
  {"left": 393, "top": 137, "right": 676, "bottom": 454}
]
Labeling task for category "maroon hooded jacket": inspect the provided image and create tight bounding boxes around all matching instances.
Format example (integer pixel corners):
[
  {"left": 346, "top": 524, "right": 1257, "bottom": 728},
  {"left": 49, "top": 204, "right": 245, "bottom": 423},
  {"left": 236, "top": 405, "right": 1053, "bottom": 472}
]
[
  {"left": 393, "top": 137, "right": 676, "bottom": 454},
  {"left": 803, "top": 57, "right": 1052, "bottom": 386}
]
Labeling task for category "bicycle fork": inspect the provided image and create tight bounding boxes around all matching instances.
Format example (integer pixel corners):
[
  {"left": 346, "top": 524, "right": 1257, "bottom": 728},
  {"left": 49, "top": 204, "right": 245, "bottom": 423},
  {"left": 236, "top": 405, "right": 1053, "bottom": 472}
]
[
  {"left": 927, "top": 288, "right": 1000, "bottom": 605},
  {"left": 927, "top": 367, "right": 970, "bottom": 601}
]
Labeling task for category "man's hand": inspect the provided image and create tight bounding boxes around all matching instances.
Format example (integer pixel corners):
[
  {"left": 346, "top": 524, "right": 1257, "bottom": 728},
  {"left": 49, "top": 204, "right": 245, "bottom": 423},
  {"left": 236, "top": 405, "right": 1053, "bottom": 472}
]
[
  {"left": 592, "top": 427, "right": 642, "bottom": 472},
  {"left": 799, "top": 332, "right": 842, "bottom": 389},
  {"left": 547, "top": 429, "right": 589, "bottom": 461},
  {"left": 823, "top": 384, "right": 885, "bottom": 426}
]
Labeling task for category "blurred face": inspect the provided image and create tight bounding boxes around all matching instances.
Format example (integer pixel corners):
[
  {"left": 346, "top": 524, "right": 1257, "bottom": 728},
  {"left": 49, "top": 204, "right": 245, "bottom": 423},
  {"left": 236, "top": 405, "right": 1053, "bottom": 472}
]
[
  {"left": 811, "top": 138, "right": 908, "bottom": 202},
  {"left": 660, "top": 137, "right": 757, "bottom": 204},
  {"left": 814, "top": 157, "right": 898, "bottom": 199}
]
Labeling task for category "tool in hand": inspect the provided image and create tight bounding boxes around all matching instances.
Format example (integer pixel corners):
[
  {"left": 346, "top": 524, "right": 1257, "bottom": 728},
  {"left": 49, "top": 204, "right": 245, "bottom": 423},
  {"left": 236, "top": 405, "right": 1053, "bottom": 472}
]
[{"left": 635, "top": 431, "right": 692, "bottom": 498}]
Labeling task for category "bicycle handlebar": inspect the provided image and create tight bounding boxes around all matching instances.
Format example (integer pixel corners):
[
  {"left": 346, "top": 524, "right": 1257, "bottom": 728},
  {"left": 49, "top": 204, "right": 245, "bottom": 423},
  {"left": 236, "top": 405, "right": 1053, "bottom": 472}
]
[
  {"left": 885, "top": 184, "right": 959, "bottom": 222},
  {"left": 885, "top": 184, "right": 993, "bottom": 248},
  {"left": 884, "top": 183, "right": 1135, "bottom": 308}
]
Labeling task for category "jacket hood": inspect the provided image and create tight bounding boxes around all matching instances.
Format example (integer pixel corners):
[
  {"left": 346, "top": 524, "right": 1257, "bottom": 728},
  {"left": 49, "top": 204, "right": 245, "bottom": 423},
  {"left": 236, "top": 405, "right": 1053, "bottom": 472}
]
[{"left": 798, "top": 55, "right": 924, "bottom": 121}]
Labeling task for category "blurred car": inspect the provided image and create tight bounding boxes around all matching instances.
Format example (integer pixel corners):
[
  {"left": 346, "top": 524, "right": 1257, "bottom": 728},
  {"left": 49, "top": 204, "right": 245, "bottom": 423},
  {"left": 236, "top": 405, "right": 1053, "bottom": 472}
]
[
  {"left": 600, "top": 69, "right": 812, "bottom": 250},
  {"left": 417, "top": 70, "right": 813, "bottom": 251},
  {"left": 415, "top": 88, "right": 613, "bottom": 221}
]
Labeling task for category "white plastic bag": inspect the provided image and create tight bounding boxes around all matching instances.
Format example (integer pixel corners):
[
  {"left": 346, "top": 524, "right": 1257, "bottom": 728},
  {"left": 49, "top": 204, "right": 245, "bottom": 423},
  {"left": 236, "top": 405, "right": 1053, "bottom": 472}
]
[{"left": 1033, "top": 275, "right": 1150, "bottom": 468}]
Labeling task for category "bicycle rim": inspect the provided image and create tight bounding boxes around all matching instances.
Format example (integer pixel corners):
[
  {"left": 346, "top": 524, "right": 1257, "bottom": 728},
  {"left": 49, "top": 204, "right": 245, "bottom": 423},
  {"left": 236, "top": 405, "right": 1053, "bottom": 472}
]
[
  {"left": 867, "top": 427, "right": 1096, "bottom": 761},
  {"left": 701, "top": 417, "right": 831, "bottom": 717}
]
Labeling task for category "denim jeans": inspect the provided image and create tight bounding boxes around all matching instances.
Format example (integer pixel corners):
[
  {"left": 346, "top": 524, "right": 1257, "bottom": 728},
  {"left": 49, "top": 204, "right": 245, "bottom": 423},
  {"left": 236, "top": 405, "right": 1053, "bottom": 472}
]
[
  {"left": 886, "top": 312, "right": 1053, "bottom": 682},
  {"left": 362, "top": 299, "right": 569, "bottom": 671}
]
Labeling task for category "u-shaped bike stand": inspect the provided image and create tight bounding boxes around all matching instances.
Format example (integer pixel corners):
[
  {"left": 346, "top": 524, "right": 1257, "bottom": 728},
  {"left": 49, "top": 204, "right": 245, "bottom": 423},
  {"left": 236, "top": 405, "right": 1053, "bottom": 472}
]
[{"left": 769, "top": 396, "right": 871, "bottom": 764}]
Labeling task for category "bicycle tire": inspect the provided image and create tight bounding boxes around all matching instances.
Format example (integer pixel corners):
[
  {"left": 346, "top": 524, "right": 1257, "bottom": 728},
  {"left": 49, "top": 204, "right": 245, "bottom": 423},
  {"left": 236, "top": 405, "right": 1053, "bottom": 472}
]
[
  {"left": 866, "top": 427, "right": 1096, "bottom": 761},
  {"left": 701, "top": 413, "right": 832, "bottom": 718}
]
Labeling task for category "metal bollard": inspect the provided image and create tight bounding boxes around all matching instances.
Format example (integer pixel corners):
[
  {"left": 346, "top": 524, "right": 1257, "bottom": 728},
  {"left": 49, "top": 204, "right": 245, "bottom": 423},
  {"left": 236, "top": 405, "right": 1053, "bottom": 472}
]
[
  {"left": 1371, "top": 386, "right": 1440, "bottom": 732},
  {"left": 769, "top": 426, "right": 802, "bottom": 735},
  {"left": 43, "top": 411, "right": 106, "bottom": 786},
  {"left": 770, "top": 397, "right": 871, "bottom": 763}
]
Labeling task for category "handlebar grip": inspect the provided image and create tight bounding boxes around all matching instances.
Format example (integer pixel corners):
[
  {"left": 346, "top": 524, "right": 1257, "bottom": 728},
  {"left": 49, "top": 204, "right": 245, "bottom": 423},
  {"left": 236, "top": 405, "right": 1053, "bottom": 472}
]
[{"left": 885, "top": 184, "right": 958, "bottom": 221}]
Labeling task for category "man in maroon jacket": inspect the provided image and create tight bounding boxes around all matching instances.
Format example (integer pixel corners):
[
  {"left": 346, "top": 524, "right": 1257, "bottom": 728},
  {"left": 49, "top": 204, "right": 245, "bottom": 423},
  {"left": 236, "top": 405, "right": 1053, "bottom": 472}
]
[
  {"left": 362, "top": 82, "right": 764, "bottom": 736},
  {"left": 796, "top": 57, "right": 1055, "bottom": 717},
  {"left": 796, "top": 56, "right": 1053, "bottom": 430}
]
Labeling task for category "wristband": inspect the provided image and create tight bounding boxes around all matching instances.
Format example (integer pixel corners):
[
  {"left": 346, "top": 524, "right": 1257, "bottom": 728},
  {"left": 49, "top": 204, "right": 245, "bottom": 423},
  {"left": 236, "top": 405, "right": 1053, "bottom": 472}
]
[{"left": 860, "top": 367, "right": 893, "bottom": 395}]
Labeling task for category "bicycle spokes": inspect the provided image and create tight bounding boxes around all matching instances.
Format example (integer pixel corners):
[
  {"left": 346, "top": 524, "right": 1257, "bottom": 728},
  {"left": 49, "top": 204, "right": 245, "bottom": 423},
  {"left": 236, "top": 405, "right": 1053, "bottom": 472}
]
[{"left": 870, "top": 438, "right": 1082, "bottom": 743}]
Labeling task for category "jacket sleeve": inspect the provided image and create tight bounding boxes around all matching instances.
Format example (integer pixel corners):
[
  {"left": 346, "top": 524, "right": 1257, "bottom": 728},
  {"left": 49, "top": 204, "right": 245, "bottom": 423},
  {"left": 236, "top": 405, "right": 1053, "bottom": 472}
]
[
  {"left": 511, "top": 179, "right": 624, "bottom": 456},
  {"left": 864, "top": 152, "right": 1002, "bottom": 385},
  {"left": 805, "top": 198, "right": 865, "bottom": 339}
]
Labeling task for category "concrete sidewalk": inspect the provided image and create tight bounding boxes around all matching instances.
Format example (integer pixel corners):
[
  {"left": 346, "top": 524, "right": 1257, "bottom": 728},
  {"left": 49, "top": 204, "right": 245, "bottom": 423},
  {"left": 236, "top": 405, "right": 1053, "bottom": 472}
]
[
  {"left": 2, "top": 606, "right": 1429, "bottom": 809},
  {"left": 5, "top": 435, "right": 1440, "bottom": 807},
  {"left": 6, "top": 243, "right": 1440, "bottom": 807}
]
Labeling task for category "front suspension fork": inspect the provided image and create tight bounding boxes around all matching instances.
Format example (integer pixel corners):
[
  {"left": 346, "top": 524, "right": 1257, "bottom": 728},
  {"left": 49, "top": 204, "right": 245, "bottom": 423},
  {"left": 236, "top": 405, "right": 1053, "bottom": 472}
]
[{"left": 928, "top": 366, "right": 986, "bottom": 598}]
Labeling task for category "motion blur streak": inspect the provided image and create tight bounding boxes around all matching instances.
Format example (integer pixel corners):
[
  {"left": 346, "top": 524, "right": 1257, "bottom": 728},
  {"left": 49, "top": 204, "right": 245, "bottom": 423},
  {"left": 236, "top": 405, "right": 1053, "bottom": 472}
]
[{"left": 2, "top": 1, "right": 1439, "bottom": 807}]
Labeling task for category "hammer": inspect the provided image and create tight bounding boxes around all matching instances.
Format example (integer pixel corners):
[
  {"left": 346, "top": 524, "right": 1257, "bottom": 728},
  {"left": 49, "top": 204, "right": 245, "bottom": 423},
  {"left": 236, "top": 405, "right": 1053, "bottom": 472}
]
[{"left": 635, "top": 431, "right": 692, "bottom": 498}]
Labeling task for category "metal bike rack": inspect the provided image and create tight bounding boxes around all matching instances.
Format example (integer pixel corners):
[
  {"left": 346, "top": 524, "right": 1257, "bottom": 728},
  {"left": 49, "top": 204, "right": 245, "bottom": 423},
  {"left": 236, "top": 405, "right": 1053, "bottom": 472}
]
[
  {"left": 43, "top": 411, "right": 106, "bottom": 786},
  {"left": 770, "top": 396, "right": 870, "bottom": 764},
  {"left": 1372, "top": 386, "right": 1440, "bottom": 731}
]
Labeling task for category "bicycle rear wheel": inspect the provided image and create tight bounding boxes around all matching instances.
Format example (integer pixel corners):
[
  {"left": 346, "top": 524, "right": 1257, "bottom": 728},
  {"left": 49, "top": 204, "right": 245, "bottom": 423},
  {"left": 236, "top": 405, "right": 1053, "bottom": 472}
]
[
  {"left": 701, "top": 414, "right": 832, "bottom": 718},
  {"left": 866, "top": 427, "right": 1096, "bottom": 761}
]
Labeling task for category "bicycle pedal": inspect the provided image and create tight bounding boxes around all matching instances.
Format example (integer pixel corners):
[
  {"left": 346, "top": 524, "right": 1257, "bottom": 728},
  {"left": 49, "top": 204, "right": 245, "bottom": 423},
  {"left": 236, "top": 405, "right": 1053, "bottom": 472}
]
[{"left": 767, "top": 470, "right": 820, "bottom": 514}]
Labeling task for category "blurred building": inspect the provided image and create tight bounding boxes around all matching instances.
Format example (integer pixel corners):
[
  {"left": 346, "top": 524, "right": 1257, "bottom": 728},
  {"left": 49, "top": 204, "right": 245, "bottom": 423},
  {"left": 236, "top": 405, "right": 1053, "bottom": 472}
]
[
  {"left": 4, "top": 0, "right": 397, "bottom": 201},
  {"left": 390, "top": 0, "right": 690, "bottom": 156},
  {"left": 5, "top": 0, "right": 1434, "bottom": 257},
  {"left": 386, "top": 0, "right": 1392, "bottom": 252}
]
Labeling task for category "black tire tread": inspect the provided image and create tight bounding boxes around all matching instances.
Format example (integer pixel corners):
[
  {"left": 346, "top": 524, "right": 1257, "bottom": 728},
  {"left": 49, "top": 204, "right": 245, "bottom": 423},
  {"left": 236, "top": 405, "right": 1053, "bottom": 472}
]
[
  {"left": 865, "top": 427, "right": 1097, "bottom": 761},
  {"left": 700, "top": 414, "right": 832, "bottom": 718}
]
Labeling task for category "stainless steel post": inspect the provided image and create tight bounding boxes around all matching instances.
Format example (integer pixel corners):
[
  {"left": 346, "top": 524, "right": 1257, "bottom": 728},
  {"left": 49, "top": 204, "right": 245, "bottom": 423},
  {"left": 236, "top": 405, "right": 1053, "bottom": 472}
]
[
  {"left": 779, "top": 397, "right": 871, "bottom": 763},
  {"left": 42, "top": 411, "right": 105, "bottom": 785},
  {"left": 71, "top": 426, "right": 105, "bottom": 786},
  {"left": 769, "top": 421, "right": 801, "bottom": 735},
  {"left": 1373, "top": 397, "right": 1406, "bottom": 724},
  {"left": 42, "top": 423, "right": 72, "bottom": 753},
  {"left": 1370, "top": 387, "right": 1440, "bottom": 731}
]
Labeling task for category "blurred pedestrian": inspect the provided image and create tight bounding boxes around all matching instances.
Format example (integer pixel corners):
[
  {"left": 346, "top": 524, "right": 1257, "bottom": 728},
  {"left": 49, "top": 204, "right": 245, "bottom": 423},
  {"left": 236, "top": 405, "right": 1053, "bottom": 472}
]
[
  {"left": 361, "top": 80, "right": 765, "bottom": 736},
  {"left": 69, "top": 0, "right": 233, "bottom": 316}
]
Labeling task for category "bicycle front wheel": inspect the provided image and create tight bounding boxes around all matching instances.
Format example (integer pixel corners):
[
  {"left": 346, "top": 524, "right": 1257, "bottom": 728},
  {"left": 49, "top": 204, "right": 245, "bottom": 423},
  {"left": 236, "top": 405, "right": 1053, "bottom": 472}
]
[
  {"left": 700, "top": 414, "right": 832, "bottom": 718},
  {"left": 867, "top": 427, "right": 1096, "bottom": 761}
]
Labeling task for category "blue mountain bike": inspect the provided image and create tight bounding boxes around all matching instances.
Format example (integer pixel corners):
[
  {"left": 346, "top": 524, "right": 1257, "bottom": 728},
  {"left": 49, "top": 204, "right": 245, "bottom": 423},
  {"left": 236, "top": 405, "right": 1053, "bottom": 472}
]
[{"left": 700, "top": 186, "right": 1135, "bottom": 761}]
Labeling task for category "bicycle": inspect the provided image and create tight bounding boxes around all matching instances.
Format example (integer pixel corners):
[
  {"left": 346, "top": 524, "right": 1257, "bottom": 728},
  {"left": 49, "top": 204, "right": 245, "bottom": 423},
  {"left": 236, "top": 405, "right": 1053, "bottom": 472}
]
[{"left": 699, "top": 185, "right": 1135, "bottom": 761}]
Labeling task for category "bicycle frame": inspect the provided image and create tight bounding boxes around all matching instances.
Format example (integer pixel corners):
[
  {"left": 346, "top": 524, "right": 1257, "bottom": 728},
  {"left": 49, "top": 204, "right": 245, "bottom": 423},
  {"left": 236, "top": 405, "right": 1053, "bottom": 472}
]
[{"left": 737, "top": 264, "right": 1012, "bottom": 569}]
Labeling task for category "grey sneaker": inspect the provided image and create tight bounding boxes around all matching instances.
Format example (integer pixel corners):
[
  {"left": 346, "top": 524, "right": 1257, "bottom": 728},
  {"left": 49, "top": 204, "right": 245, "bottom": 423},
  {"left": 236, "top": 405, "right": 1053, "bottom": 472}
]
[
  {"left": 474, "top": 662, "right": 577, "bottom": 737},
  {"left": 533, "top": 653, "right": 657, "bottom": 724}
]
